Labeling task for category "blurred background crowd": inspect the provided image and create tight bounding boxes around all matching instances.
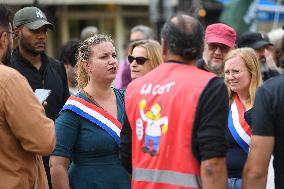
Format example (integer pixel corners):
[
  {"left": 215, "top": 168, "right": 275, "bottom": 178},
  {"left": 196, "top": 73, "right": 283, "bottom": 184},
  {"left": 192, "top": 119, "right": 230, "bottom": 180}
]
[{"left": 2, "top": 0, "right": 284, "bottom": 60}]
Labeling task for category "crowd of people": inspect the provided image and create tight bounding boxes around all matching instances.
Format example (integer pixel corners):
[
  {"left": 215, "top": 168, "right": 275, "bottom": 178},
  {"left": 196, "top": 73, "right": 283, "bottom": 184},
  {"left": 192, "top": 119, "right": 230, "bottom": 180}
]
[{"left": 0, "top": 4, "right": 284, "bottom": 189}]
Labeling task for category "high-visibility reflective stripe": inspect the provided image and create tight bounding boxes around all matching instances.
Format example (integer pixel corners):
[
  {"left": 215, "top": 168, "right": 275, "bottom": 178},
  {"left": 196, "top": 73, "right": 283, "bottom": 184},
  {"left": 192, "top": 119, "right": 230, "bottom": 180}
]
[{"left": 133, "top": 168, "right": 201, "bottom": 188}]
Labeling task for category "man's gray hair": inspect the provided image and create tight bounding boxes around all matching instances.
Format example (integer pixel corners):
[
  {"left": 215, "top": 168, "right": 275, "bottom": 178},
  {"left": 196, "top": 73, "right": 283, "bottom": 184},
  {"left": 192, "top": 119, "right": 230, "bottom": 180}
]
[
  {"left": 80, "top": 26, "right": 99, "bottom": 40},
  {"left": 131, "top": 25, "right": 155, "bottom": 40}
]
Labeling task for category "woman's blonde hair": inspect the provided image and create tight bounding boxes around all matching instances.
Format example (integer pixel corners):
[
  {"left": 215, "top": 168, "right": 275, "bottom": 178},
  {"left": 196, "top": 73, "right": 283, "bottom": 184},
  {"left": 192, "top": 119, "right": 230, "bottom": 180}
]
[
  {"left": 76, "top": 34, "right": 114, "bottom": 89},
  {"left": 224, "top": 47, "right": 263, "bottom": 105},
  {"left": 128, "top": 39, "right": 163, "bottom": 70}
]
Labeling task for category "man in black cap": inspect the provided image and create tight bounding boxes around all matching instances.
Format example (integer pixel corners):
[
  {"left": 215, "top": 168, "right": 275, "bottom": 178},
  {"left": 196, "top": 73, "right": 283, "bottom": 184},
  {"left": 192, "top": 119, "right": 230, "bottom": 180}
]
[
  {"left": 10, "top": 6, "right": 69, "bottom": 120},
  {"left": 238, "top": 32, "right": 280, "bottom": 81},
  {"left": 9, "top": 6, "right": 69, "bottom": 189}
]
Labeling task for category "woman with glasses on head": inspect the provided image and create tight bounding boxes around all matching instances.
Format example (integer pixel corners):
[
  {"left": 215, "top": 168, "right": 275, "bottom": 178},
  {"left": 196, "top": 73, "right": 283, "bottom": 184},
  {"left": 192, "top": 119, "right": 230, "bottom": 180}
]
[
  {"left": 224, "top": 48, "right": 262, "bottom": 189},
  {"left": 50, "top": 34, "right": 130, "bottom": 189},
  {"left": 128, "top": 39, "right": 163, "bottom": 80}
]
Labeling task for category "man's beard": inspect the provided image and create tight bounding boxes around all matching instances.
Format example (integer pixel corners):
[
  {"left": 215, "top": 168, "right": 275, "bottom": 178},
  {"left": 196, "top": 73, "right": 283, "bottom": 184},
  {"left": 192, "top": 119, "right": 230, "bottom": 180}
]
[
  {"left": 20, "top": 38, "right": 44, "bottom": 56},
  {"left": 259, "top": 56, "right": 266, "bottom": 65},
  {"left": 203, "top": 54, "right": 224, "bottom": 74},
  {"left": 208, "top": 61, "right": 224, "bottom": 75}
]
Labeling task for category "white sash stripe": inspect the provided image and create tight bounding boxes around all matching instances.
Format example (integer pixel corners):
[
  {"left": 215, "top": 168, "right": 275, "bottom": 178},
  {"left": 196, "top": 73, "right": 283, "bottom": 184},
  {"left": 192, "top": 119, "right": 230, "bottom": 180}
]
[
  {"left": 231, "top": 101, "right": 250, "bottom": 145},
  {"left": 66, "top": 99, "right": 121, "bottom": 136}
]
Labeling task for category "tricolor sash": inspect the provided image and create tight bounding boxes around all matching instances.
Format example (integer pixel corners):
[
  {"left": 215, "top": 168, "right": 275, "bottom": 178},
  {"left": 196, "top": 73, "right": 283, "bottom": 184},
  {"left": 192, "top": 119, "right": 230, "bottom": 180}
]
[
  {"left": 228, "top": 96, "right": 251, "bottom": 153},
  {"left": 62, "top": 96, "right": 122, "bottom": 145}
]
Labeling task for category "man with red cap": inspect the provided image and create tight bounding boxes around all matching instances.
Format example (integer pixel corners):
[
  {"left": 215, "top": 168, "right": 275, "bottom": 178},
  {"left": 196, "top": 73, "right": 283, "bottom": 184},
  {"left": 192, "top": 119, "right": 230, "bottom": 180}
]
[{"left": 197, "top": 23, "right": 237, "bottom": 76}]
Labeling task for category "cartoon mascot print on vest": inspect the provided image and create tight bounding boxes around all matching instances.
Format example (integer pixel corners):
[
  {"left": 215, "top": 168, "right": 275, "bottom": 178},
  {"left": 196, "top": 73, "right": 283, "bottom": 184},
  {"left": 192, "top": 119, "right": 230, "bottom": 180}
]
[{"left": 136, "top": 99, "right": 168, "bottom": 156}]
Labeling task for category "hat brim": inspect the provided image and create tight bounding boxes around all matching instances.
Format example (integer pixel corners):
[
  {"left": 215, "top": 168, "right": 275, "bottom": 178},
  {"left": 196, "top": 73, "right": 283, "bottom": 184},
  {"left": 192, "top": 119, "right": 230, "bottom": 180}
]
[
  {"left": 251, "top": 40, "right": 273, "bottom": 49},
  {"left": 206, "top": 36, "right": 235, "bottom": 48},
  {"left": 24, "top": 20, "right": 54, "bottom": 30}
]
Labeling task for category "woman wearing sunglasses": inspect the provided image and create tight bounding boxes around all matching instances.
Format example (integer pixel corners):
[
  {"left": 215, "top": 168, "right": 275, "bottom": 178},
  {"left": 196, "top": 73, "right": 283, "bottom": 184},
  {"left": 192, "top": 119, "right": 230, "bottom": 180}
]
[{"left": 128, "top": 39, "right": 163, "bottom": 80}]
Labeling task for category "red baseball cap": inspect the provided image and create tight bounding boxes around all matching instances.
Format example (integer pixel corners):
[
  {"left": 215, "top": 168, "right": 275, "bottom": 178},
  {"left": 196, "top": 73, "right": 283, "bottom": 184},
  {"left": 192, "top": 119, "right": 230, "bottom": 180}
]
[{"left": 205, "top": 23, "right": 237, "bottom": 48}]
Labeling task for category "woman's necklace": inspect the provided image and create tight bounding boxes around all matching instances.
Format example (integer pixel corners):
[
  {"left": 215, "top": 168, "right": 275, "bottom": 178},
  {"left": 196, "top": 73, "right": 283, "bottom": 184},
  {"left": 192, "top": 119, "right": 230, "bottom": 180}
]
[
  {"left": 239, "top": 96, "right": 252, "bottom": 111},
  {"left": 81, "top": 90, "right": 105, "bottom": 110}
]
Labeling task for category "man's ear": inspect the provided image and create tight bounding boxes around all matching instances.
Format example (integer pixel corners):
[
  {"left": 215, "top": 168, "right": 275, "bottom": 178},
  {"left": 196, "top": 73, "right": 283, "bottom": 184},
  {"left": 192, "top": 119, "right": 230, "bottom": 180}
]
[
  {"left": 0, "top": 32, "right": 8, "bottom": 50},
  {"left": 161, "top": 38, "right": 168, "bottom": 60},
  {"left": 161, "top": 38, "right": 166, "bottom": 54}
]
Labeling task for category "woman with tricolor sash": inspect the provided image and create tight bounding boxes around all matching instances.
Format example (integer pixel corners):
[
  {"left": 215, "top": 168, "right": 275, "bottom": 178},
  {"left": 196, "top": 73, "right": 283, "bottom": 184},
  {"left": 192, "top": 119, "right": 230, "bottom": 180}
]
[
  {"left": 224, "top": 48, "right": 262, "bottom": 189},
  {"left": 49, "top": 34, "right": 130, "bottom": 189}
]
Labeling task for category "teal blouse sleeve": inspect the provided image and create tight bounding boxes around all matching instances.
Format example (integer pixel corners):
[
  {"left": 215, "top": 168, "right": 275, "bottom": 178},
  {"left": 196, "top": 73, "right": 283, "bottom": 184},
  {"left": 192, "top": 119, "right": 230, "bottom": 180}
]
[{"left": 52, "top": 110, "right": 80, "bottom": 159}]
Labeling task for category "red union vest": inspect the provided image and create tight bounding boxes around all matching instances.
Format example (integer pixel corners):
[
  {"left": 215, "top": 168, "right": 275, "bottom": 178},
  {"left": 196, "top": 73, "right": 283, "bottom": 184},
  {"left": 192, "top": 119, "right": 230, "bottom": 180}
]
[{"left": 125, "top": 63, "right": 216, "bottom": 189}]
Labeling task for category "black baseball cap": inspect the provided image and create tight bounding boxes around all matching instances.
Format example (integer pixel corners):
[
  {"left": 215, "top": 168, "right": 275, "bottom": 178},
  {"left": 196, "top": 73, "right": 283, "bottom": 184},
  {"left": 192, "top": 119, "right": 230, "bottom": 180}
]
[
  {"left": 237, "top": 32, "right": 272, "bottom": 49},
  {"left": 13, "top": 7, "right": 54, "bottom": 30}
]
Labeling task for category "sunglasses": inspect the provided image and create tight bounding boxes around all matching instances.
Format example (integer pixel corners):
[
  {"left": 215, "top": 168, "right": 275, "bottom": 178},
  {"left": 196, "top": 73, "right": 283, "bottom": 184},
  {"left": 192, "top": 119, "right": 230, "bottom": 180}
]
[
  {"left": 128, "top": 55, "right": 148, "bottom": 65},
  {"left": 208, "top": 43, "right": 230, "bottom": 53}
]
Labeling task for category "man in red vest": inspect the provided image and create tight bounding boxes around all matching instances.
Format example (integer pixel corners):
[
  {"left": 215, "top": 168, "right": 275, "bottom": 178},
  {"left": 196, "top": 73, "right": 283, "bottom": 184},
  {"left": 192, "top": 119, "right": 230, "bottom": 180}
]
[{"left": 120, "top": 14, "right": 228, "bottom": 189}]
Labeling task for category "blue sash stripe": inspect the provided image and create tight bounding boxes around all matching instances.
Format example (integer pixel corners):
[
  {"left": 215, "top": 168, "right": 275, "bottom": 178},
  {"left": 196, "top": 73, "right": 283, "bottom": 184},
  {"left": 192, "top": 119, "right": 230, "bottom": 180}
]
[
  {"left": 62, "top": 104, "right": 120, "bottom": 144},
  {"left": 228, "top": 108, "right": 249, "bottom": 153}
]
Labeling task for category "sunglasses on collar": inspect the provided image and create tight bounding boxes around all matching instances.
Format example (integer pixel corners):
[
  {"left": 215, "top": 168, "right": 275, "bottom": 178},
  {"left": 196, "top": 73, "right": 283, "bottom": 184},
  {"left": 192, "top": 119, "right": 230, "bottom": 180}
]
[{"left": 128, "top": 55, "right": 148, "bottom": 65}]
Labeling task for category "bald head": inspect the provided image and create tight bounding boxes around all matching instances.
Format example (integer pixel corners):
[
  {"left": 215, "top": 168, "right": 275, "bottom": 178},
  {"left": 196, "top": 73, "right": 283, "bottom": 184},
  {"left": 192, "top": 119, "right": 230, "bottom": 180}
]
[
  {"left": 161, "top": 14, "right": 204, "bottom": 62},
  {"left": 171, "top": 15, "right": 199, "bottom": 34}
]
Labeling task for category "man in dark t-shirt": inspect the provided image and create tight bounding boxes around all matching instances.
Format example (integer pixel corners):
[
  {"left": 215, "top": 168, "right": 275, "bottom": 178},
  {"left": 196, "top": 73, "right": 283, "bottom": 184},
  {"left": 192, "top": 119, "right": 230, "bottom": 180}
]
[
  {"left": 243, "top": 75, "right": 284, "bottom": 189},
  {"left": 120, "top": 15, "right": 229, "bottom": 189}
]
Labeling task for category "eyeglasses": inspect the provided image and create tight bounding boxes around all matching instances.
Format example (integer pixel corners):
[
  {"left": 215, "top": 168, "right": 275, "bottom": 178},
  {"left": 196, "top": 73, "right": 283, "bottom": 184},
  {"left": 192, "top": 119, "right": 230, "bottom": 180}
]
[
  {"left": 208, "top": 43, "right": 230, "bottom": 53},
  {"left": 224, "top": 69, "right": 248, "bottom": 78},
  {"left": 128, "top": 55, "right": 148, "bottom": 65},
  {"left": 0, "top": 31, "right": 16, "bottom": 39}
]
